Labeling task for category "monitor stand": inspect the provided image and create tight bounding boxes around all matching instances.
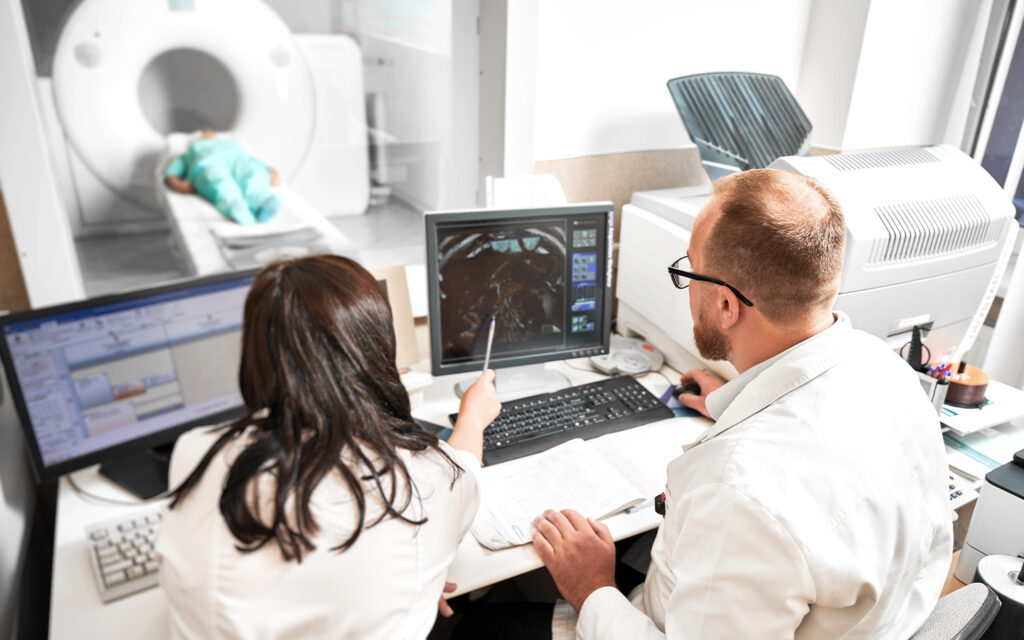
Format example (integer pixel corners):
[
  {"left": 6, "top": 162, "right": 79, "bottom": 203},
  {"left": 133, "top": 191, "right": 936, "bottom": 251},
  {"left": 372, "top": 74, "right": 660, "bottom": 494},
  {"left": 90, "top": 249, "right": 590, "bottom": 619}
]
[
  {"left": 454, "top": 363, "right": 571, "bottom": 400},
  {"left": 98, "top": 442, "right": 174, "bottom": 500}
]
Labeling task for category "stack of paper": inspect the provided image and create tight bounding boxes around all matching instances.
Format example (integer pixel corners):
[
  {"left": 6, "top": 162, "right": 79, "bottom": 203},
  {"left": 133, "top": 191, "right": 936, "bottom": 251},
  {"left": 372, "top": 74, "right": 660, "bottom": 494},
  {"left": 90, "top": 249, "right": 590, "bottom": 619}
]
[
  {"left": 470, "top": 417, "right": 709, "bottom": 550},
  {"left": 471, "top": 440, "right": 646, "bottom": 549}
]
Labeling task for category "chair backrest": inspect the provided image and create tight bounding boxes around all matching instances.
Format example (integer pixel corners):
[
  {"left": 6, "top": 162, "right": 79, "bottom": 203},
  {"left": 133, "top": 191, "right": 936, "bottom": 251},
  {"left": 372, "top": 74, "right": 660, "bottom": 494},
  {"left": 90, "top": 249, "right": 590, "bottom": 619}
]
[
  {"left": 910, "top": 583, "right": 1001, "bottom": 640},
  {"left": 666, "top": 72, "right": 812, "bottom": 181}
]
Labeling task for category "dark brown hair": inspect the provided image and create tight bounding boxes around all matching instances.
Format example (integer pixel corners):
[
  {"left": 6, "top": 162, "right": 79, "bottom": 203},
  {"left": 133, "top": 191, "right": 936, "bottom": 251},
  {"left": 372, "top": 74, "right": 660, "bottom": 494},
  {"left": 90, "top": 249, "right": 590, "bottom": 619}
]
[
  {"left": 169, "top": 255, "right": 461, "bottom": 561},
  {"left": 705, "top": 169, "right": 846, "bottom": 324}
]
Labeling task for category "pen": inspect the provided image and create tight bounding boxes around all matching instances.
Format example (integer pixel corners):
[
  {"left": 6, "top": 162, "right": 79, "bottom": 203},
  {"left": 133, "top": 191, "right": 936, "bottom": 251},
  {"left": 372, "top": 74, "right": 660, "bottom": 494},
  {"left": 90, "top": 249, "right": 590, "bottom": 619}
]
[{"left": 483, "top": 316, "right": 495, "bottom": 371}]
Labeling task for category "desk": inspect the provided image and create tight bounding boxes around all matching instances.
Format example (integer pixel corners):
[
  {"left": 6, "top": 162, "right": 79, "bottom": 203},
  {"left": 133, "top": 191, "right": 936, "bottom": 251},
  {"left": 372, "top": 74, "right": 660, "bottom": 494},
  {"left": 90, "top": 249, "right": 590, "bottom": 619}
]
[
  {"left": 50, "top": 468, "right": 171, "bottom": 639},
  {"left": 51, "top": 350, "right": 998, "bottom": 636},
  {"left": 48, "top": 354, "right": 705, "bottom": 638}
]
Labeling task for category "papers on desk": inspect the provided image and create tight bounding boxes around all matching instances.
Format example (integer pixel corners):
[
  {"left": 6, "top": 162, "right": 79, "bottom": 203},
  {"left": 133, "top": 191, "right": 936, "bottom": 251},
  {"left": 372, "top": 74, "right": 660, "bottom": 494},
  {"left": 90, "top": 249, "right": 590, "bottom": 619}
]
[
  {"left": 940, "top": 379, "right": 1024, "bottom": 436},
  {"left": 944, "top": 420, "right": 1024, "bottom": 480},
  {"left": 471, "top": 439, "right": 645, "bottom": 549},
  {"left": 470, "top": 417, "right": 709, "bottom": 550}
]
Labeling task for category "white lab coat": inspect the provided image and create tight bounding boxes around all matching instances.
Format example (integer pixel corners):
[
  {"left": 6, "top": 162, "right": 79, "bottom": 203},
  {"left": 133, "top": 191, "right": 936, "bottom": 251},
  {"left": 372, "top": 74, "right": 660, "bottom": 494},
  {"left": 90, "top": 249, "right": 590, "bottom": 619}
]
[
  {"left": 574, "top": 313, "right": 952, "bottom": 639},
  {"left": 157, "top": 427, "right": 479, "bottom": 640}
]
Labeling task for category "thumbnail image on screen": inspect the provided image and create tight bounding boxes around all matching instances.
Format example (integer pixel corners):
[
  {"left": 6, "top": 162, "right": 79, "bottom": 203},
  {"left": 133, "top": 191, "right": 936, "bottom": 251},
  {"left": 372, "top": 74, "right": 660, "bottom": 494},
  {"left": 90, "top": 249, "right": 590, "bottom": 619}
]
[{"left": 437, "top": 222, "right": 567, "bottom": 363}]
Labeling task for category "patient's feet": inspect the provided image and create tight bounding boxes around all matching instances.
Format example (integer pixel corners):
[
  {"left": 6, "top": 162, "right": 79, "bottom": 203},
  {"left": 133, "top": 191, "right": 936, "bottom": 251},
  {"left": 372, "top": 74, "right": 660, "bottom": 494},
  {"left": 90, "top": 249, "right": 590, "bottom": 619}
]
[
  {"left": 257, "top": 195, "right": 282, "bottom": 223},
  {"left": 227, "top": 200, "right": 257, "bottom": 226}
]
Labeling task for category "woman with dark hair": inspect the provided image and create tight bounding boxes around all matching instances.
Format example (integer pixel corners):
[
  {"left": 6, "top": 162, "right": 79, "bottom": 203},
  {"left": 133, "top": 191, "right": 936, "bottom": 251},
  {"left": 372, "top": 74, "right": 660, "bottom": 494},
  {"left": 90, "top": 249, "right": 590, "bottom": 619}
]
[{"left": 156, "top": 255, "right": 500, "bottom": 639}]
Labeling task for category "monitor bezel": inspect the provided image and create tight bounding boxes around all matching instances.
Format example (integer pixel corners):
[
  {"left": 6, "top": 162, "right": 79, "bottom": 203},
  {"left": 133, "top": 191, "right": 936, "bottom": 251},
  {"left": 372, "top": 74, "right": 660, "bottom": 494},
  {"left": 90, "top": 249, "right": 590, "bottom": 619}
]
[
  {"left": 425, "top": 202, "right": 614, "bottom": 377},
  {"left": 0, "top": 269, "right": 260, "bottom": 485}
]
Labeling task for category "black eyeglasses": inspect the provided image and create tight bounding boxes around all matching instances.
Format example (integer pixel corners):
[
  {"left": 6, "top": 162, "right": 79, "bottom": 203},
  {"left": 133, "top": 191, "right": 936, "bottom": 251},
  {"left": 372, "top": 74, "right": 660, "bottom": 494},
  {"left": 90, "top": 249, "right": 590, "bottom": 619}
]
[{"left": 667, "top": 256, "right": 754, "bottom": 307}]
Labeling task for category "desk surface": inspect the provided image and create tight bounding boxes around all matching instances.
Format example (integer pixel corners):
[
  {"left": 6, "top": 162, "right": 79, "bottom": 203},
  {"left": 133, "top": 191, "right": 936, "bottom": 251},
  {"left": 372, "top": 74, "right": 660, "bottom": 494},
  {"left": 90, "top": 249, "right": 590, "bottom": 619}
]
[{"left": 49, "top": 354, "right": 704, "bottom": 639}]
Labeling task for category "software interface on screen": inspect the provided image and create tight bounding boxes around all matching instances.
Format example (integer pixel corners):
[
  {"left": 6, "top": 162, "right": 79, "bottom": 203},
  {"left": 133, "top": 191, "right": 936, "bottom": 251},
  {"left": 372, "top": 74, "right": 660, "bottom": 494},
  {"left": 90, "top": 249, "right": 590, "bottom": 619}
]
[
  {"left": 2, "top": 277, "right": 252, "bottom": 469},
  {"left": 434, "top": 211, "right": 608, "bottom": 367}
]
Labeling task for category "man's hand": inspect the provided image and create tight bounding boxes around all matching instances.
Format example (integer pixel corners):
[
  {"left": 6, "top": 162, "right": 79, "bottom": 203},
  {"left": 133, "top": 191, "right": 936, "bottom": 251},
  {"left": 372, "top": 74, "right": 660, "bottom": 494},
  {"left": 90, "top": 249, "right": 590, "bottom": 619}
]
[
  {"left": 269, "top": 168, "right": 282, "bottom": 187},
  {"left": 447, "top": 370, "right": 501, "bottom": 462},
  {"left": 164, "top": 175, "right": 194, "bottom": 194},
  {"left": 438, "top": 581, "right": 457, "bottom": 617},
  {"left": 677, "top": 368, "right": 725, "bottom": 419},
  {"left": 532, "top": 509, "right": 616, "bottom": 613}
]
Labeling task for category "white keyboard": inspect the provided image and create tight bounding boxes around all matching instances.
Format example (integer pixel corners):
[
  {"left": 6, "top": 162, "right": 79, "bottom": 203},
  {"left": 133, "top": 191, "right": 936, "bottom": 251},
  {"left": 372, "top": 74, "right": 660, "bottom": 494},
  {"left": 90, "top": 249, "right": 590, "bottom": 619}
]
[
  {"left": 948, "top": 469, "right": 978, "bottom": 512},
  {"left": 86, "top": 507, "right": 163, "bottom": 603}
]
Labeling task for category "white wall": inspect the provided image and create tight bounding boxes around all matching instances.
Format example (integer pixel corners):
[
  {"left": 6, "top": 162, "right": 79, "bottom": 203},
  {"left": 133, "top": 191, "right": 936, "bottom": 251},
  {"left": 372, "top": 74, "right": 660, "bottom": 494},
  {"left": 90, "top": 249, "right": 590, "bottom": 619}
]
[
  {"left": 266, "top": 0, "right": 462, "bottom": 209},
  {"left": 353, "top": 0, "right": 477, "bottom": 210},
  {"left": 526, "top": 0, "right": 991, "bottom": 163},
  {"left": 795, "top": 0, "right": 871, "bottom": 148},
  {"left": 263, "top": 0, "right": 340, "bottom": 33},
  {"left": 799, "top": 0, "right": 991, "bottom": 151},
  {"left": 0, "top": 0, "right": 84, "bottom": 307},
  {"left": 531, "top": 0, "right": 814, "bottom": 162},
  {"left": 447, "top": 0, "right": 481, "bottom": 207},
  {"left": 842, "top": 0, "right": 988, "bottom": 150}
]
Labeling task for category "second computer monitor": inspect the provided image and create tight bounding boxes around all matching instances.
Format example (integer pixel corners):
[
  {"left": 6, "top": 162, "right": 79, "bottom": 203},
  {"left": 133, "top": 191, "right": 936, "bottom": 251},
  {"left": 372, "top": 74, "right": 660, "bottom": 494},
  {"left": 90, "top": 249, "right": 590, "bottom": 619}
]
[
  {"left": 0, "top": 270, "right": 256, "bottom": 496},
  {"left": 425, "top": 203, "right": 614, "bottom": 380}
]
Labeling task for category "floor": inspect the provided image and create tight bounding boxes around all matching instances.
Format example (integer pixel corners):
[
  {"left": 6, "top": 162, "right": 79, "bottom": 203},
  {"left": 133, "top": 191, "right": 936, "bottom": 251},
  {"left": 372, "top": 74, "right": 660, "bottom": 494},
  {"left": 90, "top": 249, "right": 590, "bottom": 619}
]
[
  {"left": 75, "top": 197, "right": 425, "bottom": 297},
  {"left": 942, "top": 550, "right": 966, "bottom": 597}
]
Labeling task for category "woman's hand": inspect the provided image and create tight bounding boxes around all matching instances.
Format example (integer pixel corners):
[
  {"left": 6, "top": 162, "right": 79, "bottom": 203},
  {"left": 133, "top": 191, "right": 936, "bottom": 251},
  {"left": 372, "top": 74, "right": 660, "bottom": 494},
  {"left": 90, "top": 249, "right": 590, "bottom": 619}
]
[
  {"left": 458, "top": 369, "right": 501, "bottom": 430},
  {"left": 447, "top": 370, "right": 501, "bottom": 462}
]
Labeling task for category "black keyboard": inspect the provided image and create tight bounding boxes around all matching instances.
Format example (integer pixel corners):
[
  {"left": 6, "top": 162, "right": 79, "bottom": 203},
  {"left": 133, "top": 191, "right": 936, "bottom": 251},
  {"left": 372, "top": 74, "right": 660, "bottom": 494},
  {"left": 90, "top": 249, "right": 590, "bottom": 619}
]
[{"left": 449, "top": 376, "right": 673, "bottom": 465}]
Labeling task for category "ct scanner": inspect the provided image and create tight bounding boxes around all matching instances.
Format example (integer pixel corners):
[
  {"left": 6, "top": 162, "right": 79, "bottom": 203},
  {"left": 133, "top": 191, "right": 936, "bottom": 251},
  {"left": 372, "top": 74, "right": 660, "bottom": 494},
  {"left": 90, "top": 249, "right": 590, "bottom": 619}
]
[{"left": 42, "top": 0, "right": 369, "bottom": 274}]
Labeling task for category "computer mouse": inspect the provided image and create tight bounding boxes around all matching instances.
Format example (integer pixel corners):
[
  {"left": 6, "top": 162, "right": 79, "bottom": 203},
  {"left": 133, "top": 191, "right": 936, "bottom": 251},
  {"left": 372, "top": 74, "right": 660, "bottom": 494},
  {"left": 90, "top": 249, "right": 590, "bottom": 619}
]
[{"left": 674, "top": 383, "right": 702, "bottom": 397}]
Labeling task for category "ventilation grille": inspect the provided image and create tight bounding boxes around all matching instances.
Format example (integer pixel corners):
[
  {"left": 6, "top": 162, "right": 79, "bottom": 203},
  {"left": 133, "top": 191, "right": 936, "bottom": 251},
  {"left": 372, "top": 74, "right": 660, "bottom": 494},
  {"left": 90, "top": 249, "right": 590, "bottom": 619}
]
[
  {"left": 824, "top": 147, "right": 938, "bottom": 171},
  {"left": 667, "top": 72, "right": 812, "bottom": 171},
  {"left": 870, "top": 195, "right": 1000, "bottom": 264}
]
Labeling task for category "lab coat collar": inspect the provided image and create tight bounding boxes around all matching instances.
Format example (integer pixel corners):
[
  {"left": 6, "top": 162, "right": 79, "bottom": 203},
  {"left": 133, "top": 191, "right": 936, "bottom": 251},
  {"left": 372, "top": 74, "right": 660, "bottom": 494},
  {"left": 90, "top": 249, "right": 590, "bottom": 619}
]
[
  {"left": 686, "top": 312, "right": 850, "bottom": 450},
  {"left": 704, "top": 343, "right": 788, "bottom": 421}
]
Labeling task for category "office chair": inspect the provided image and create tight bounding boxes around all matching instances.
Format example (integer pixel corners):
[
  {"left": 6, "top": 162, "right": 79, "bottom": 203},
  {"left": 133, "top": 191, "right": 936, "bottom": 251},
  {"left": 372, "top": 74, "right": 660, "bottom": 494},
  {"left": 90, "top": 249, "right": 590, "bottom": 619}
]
[
  {"left": 910, "top": 583, "right": 1001, "bottom": 640},
  {"left": 666, "top": 72, "right": 813, "bottom": 181}
]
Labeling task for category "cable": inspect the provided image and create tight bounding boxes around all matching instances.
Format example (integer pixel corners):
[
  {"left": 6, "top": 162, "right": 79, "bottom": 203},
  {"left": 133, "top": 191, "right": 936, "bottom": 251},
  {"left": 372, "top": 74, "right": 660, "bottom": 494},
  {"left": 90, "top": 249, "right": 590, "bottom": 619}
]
[
  {"left": 636, "top": 368, "right": 676, "bottom": 388},
  {"left": 567, "top": 358, "right": 678, "bottom": 388},
  {"left": 563, "top": 359, "right": 599, "bottom": 374},
  {"left": 899, "top": 340, "right": 932, "bottom": 370},
  {"left": 67, "top": 474, "right": 170, "bottom": 507}
]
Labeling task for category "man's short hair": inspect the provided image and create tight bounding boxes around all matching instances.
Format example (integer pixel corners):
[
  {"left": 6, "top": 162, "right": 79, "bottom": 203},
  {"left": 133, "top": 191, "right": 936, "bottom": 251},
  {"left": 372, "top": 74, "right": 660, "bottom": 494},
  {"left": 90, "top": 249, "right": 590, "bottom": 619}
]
[{"left": 704, "top": 169, "right": 846, "bottom": 325}]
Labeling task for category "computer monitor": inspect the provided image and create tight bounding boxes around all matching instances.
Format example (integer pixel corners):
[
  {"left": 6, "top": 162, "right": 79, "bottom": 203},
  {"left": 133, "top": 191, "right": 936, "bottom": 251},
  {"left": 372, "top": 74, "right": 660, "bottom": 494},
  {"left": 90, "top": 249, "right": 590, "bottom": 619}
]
[
  {"left": 0, "top": 270, "right": 257, "bottom": 497},
  {"left": 425, "top": 203, "right": 614, "bottom": 396}
]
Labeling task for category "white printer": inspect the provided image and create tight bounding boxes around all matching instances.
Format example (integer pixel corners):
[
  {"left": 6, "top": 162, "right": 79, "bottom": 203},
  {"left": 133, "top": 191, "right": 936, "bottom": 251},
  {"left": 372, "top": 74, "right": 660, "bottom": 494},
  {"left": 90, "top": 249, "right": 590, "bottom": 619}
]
[
  {"left": 955, "top": 451, "right": 1024, "bottom": 583},
  {"left": 617, "top": 144, "right": 1017, "bottom": 377}
]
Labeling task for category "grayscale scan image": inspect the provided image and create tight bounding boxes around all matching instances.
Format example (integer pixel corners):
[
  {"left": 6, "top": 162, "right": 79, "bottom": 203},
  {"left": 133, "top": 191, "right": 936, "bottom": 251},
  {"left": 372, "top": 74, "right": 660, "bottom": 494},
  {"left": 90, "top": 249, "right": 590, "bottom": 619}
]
[{"left": 437, "top": 223, "right": 566, "bottom": 362}]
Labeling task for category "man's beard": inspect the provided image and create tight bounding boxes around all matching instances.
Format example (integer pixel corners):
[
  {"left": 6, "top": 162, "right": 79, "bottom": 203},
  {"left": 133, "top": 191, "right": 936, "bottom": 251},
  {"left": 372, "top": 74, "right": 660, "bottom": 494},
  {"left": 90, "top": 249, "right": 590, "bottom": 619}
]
[{"left": 693, "top": 302, "right": 730, "bottom": 361}]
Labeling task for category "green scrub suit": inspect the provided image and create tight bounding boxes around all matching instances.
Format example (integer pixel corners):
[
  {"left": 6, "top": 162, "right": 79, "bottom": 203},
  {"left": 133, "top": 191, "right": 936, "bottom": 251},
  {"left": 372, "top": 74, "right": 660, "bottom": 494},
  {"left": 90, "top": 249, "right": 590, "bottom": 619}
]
[{"left": 164, "top": 139, "right": 281, "bottom": 225}]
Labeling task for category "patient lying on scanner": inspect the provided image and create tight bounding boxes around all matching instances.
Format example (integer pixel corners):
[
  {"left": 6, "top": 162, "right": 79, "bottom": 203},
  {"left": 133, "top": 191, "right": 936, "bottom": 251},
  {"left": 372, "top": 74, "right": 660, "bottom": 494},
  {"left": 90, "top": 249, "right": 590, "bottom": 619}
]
[{"left": 163, "top": 130, "right": 283, "bottom": 226}]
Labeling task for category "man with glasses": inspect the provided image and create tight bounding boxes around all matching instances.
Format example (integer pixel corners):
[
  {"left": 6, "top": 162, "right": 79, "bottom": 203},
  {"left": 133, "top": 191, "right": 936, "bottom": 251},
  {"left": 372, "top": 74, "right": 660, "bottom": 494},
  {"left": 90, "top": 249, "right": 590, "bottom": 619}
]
[{"left": 532, "top": 169, "right": 951, "bottom": 639}]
